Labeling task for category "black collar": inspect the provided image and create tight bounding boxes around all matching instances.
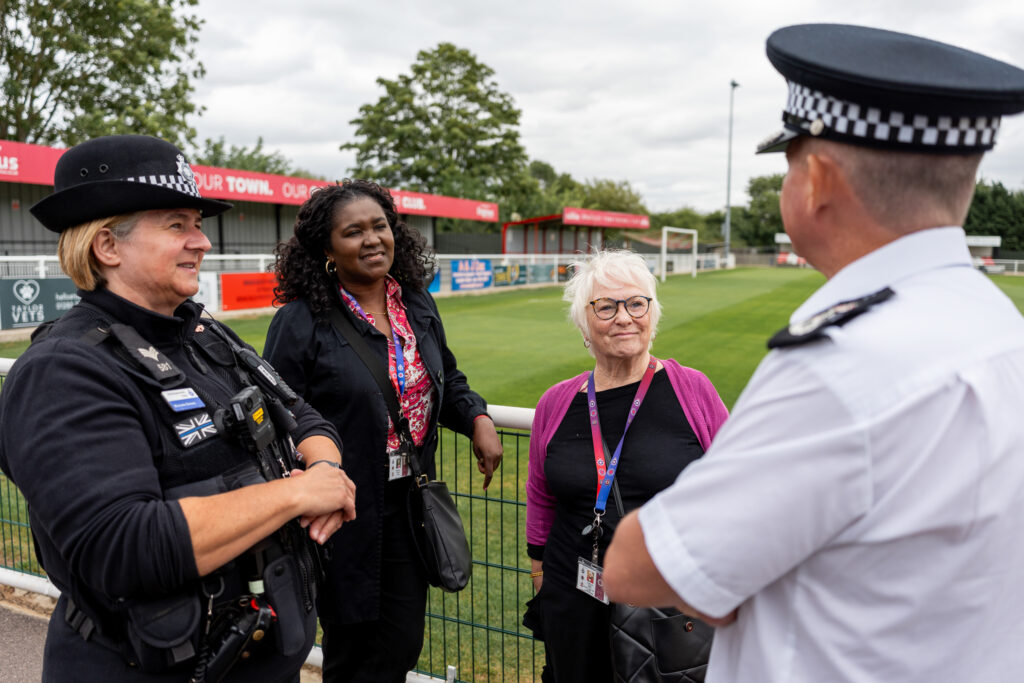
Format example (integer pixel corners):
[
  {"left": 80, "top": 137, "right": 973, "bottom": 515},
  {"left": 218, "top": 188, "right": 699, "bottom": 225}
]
[{"left": 78, "top": 288, "right": 203, "bottom": 346}]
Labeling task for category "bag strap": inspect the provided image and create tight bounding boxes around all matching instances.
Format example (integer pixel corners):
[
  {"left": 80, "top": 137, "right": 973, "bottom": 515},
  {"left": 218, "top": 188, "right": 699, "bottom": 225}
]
[
  {"left": 325, "top": 306, "right": 426, "bottom": 479},
  {"left": 605, "top": 437, "right": 626, "bottom": 517}
]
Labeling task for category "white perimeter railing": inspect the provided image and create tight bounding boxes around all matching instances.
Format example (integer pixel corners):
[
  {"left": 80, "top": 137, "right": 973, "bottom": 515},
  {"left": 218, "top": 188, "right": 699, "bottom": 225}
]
[
  {"left": 0, "top": 252, "right": 729, "bottom": 279},
  {"left": 0, "top": 356, "right": 533, "bottom": 674}
]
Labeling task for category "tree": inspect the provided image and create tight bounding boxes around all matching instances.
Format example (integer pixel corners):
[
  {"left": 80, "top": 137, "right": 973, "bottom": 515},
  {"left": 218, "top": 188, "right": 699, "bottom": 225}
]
[
  {"left": 343, "top": 42, "right": 530, "bottom": 217},
  {"left": 580, "top": 179, "right": 648, "bottom": 214},
  {"left": 1, "top": 0, "right": 203, "bottom": 147},
  {"left": 738, "top": 174, "right": 785, "bottom": 247},
  {"left": 965, "top": 179, "right": 1024, "bottom": 251},
  {"left": 194, "top": 136, "right": 324, "bottom": 179}
]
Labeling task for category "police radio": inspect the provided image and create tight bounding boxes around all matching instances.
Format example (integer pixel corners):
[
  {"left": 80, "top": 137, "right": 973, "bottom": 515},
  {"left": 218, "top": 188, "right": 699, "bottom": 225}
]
[{"left": 215, "top": 386, "right": 276, "bottom": 452}]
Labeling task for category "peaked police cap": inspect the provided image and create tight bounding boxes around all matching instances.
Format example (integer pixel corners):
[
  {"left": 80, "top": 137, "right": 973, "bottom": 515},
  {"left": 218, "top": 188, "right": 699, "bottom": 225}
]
[
  {"left": 30, "top": 135, "right": 233, "bottom": 233},
  {"left": 757, "top": 24, "right": 1024, "bottom": 154}
]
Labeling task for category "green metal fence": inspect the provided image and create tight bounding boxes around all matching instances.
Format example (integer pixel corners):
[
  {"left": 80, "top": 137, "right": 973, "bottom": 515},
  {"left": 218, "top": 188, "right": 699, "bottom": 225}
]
[{"left": 0, "top": 369, "right": 544, "bottom": 681}]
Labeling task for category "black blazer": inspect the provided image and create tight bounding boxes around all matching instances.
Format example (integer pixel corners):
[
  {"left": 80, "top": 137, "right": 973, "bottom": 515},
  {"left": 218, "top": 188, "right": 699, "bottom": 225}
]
[{"left": 264, "top": 286, "right": 487, "bottom": 622}]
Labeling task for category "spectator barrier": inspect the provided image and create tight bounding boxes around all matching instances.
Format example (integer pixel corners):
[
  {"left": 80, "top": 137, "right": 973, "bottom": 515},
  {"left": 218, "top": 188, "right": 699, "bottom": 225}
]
[{"left": 0, "top": 359, "right": 541, "bottom": 681}]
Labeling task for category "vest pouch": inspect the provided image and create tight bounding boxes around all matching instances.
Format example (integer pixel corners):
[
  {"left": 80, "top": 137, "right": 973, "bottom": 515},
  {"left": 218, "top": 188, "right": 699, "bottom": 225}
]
[
  {"left": 125, "top": 592, "right": 201, "bottom": 672},
  {"left": 263, "top": 554, "right": 307, "bottom": 656}
]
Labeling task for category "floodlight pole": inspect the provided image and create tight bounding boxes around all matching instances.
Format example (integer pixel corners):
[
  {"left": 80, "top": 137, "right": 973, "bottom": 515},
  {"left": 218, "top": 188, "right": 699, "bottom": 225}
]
[
  {"left": 661, "top": 227, "right": 698, "bottom": 282},
  {"left": 723, "top": 79, "right": 739, "bottom": 263}
]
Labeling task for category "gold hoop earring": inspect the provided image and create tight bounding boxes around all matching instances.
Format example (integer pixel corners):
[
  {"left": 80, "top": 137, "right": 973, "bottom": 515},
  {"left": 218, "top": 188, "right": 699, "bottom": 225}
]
[
  {"left": 583, "top": 339, "right": 591, "bottom": 349},
  {"left": 325, "top": 259, "right": 337, "bottom": 275}
]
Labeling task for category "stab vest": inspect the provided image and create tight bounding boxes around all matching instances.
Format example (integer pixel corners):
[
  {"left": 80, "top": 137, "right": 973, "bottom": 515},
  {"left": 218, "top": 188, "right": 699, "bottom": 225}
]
[{"left": 31, "top": 300, "right": 319, "bottom": 673}]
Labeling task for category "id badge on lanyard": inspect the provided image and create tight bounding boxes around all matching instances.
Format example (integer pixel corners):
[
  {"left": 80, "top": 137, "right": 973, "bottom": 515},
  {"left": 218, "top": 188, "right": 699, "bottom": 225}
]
[{"left": 576, "top": 359, "right": 657, "bottom": 603}]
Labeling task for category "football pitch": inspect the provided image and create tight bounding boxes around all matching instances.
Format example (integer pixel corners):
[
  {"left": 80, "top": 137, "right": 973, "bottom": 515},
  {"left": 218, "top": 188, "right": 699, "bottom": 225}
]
[{"left": 3, "top": 267, "right": 1024, "bottom": 409}]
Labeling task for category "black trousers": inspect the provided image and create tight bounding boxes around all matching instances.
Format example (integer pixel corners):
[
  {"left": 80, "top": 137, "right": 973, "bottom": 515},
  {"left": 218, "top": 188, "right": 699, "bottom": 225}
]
[
  {"left": 320, "top": 501, "right": 429, "bottom": 683},
  {"left": 535, "top": 579, "right": 614, "bottom": 683}
]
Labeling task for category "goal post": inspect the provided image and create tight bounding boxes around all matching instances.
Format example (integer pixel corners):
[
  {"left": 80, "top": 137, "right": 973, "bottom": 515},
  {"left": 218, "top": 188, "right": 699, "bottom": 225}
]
[{"left": 660, "top": 227, "right": 698, "bottom": 282}]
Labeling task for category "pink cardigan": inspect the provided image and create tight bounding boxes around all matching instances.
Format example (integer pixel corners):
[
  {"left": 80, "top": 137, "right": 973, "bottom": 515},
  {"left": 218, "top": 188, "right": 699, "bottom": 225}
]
[{"left": 526, "top": 359, "right": 730, "bottom": 547}]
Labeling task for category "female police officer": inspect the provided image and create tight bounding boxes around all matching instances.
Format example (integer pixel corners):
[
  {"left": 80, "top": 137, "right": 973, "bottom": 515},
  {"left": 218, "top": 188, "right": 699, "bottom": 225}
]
[{"left": 0, "top": 135, "right": 356, "bottom": 682}]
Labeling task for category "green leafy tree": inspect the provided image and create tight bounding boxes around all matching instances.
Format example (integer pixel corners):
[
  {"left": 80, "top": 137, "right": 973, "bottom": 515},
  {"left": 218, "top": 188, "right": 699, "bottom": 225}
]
[
  {"left": 343, "top": 42, "right": 530, "bottom": 225},
  {"left": 965, "top": 179, "right": 1024, "bottom": 251},
  {"left": 194, "top": 136, "right": 323, "bottom": 179},
  {"left": 1, "top": 0, "right": 204, "bottom": 147},
  {"left": 737, "top": 174, "right": 785, "bottom": 247},
  {"left": 580, "top": 178, "right": 648, "bottom": 214}
]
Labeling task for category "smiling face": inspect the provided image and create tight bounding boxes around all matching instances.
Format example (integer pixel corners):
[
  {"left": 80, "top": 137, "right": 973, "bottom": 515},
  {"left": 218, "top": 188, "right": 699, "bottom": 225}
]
[
  {"left": 587, "top": 280, "right": 653, "bottom": 363},
  {"left": 103, "top": 208, "right": 210, "bottom": 315},
  {"left": 326, "top": 196, "right": 395, "bottom": 288}
]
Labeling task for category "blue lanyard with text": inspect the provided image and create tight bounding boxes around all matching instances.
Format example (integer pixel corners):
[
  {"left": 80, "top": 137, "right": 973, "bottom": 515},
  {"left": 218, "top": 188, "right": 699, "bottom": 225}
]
[{"left": 340, "top": 286, "right": 406, "bottom": 395}]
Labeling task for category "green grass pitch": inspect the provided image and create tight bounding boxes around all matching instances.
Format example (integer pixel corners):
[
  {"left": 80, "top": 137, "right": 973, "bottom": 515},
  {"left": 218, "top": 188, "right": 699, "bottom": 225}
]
[{"left": 4, "top": 267, "right": 1024, "bottom": 409}]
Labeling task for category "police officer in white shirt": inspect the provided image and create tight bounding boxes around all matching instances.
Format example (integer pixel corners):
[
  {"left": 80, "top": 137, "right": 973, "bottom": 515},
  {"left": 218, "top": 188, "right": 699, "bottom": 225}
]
[{"left": 603, "top": 24, "right": 1024, "bottom": 683}]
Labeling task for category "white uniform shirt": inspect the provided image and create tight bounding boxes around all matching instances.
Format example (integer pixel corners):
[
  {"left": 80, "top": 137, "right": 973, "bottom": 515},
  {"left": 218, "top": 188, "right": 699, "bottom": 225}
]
[{"left": 640, "top": 227, "right": 1024, "bottom": 682}]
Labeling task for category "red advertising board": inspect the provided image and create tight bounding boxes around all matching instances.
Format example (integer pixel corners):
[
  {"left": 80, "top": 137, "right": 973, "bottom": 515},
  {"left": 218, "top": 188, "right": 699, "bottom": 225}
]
[
  {"left": 0, "top": 140, "right": 65, "bottom": 186},
  {"left": 0, "top": 138, "right": 499, "bottom": 222},
  {"left": 562, "top": 207, "right": 649, "bottom": 230},
  {"left": 220, "top": 272, "right": 277, "bottom": 311}
]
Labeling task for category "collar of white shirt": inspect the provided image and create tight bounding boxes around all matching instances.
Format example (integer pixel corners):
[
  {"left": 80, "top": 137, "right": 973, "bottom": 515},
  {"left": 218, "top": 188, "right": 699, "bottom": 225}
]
[{"left": 790, "top": 226, "right": 973, "bottom": 324}]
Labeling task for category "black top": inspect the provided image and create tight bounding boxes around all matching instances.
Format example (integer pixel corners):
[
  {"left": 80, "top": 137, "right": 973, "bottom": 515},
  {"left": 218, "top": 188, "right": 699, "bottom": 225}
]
[
  {"left": 263, "top": 287, "right": 488, "bottom": 623},
  {"left": 540, "top": 371, "right": 704, "bottom": 592},
  {"left": 0, "top": 288, "right": 336, "bottom": 681}
]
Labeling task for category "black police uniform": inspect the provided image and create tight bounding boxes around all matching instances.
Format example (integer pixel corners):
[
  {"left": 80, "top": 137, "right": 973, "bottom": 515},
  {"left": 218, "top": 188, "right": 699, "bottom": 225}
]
[{"left": 0, "top": 287, "right": 340, "bottom": 682}]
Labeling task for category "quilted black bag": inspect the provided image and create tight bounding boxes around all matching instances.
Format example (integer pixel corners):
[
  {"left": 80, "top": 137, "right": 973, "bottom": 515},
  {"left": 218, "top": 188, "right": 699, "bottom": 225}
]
[
  {"left": 609, "top": 603, "right": 713, "bottom": 683},
  {"left": 606, "top": 477, "right": 713, "bottom": 682}
]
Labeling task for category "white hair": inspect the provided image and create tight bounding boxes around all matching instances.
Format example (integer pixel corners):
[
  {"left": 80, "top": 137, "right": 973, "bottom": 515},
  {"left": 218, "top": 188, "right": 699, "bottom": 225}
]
[{"left": 563, "top": 249, "right": 661, "bottom": 355}]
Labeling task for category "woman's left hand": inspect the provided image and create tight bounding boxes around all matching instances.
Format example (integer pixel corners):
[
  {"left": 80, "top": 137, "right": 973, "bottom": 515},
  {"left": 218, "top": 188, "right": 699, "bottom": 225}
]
[{"left": 471, "top": 415, "right": 503, "bottom": 490}]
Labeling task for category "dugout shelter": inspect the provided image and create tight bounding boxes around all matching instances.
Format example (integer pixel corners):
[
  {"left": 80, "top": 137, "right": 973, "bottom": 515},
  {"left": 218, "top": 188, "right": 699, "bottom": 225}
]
[{"left": 502, "top": 207, "right": 649, "bottom": 254}]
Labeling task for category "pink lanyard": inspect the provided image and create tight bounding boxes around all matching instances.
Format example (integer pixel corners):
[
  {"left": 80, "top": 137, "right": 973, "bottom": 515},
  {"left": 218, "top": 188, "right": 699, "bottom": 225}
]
[{"left": 586, "top": 358, "right": 657, "bottom": 513}]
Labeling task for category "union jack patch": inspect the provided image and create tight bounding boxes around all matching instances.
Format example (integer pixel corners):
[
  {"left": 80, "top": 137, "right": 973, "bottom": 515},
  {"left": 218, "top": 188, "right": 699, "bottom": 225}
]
[{"left": 174, "top": 412, "right": 218, "bottom": 447}]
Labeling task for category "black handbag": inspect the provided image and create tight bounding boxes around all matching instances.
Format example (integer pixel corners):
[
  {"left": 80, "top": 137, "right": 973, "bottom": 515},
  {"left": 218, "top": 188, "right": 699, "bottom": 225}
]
[
  {"left": 327, "top": 306, "right": 472, "bottom": 592},
  {"left": 605, "top": 472, "right": 713, "bottom": 683},
  {"left": 609, "top": 603, "right": 713, "bottom": 683}
]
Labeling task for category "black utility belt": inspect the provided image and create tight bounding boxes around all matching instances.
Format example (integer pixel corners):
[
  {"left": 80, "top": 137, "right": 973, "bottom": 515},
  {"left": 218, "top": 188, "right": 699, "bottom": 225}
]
[{"left": 67, "top": 542, "right": 309, "bottom": 681}]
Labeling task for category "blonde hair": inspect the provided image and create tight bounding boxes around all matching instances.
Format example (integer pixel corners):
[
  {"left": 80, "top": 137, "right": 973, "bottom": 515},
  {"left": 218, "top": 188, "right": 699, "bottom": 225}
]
[
  {"left": 563, "top": 249, "right": 661, "bottom": 356},
  {"left": 57, "top": 213, "right": 142, "bottom": 290}
]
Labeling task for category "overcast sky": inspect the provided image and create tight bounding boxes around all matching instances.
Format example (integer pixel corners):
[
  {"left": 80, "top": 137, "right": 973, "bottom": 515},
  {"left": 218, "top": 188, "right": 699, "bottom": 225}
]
[{"left": 192, "top": 0, "right": 1024, "bottom": 214}]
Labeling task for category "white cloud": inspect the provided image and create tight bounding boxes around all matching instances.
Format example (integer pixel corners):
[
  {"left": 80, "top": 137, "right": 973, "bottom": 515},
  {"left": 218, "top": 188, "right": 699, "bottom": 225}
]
[{"left": 191, "top": 0, "right": 1024, "bottom": 212}]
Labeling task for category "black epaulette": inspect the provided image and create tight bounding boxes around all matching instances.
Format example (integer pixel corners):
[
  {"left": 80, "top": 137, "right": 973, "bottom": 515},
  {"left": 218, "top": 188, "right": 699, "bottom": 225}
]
[{"left": 767, "top": 287, "right": 895, "bottom": 349}]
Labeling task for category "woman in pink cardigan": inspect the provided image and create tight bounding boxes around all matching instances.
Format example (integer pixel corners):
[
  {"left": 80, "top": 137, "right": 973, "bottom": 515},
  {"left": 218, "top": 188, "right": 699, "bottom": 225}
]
[{"left": 524, "top": 249, "right": 729, "bottom": 683}]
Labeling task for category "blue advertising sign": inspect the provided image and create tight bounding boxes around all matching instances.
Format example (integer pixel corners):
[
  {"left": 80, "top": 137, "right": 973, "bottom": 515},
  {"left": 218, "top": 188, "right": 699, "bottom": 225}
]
[{"left": 451, "top": 259, "right": 493, "bottom": 291}]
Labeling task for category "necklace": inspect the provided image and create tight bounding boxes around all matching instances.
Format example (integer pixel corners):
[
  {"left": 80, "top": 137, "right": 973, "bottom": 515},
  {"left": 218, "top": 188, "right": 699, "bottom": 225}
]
[{"left": 364, "top": 310, "right": 389, "bottom": 317}]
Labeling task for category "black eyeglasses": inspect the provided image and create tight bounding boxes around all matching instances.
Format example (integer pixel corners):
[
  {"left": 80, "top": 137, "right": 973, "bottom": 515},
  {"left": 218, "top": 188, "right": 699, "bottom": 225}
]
[{"left": 588, "top": 296, "right": 652, "bottom": 320}]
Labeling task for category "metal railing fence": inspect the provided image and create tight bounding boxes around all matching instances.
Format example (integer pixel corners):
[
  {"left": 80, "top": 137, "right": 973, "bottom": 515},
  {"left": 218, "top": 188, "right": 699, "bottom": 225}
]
[{"left": 0, "top": 361, "right": 541, "bottom": 682}]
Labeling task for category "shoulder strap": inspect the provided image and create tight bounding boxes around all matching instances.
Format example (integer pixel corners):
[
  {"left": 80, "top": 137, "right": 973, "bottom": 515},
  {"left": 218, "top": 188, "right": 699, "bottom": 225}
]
[{"left": 326, "top": 306, "right": 425, "bottom": 475}]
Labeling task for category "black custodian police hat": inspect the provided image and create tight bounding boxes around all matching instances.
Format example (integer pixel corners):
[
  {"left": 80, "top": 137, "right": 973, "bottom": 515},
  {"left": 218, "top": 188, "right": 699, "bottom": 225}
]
[
  {"left": 30, "top": 135, "right": 233, "bottom": 233},
  {"left": 757, "top": 24, "right": 1024, "bottom": 154}
]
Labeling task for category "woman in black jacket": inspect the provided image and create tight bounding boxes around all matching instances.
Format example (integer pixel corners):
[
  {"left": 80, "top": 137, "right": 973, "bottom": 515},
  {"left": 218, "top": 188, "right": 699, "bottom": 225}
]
[{"left": 264, "top": 180, "right": 503, "bottom": 682}]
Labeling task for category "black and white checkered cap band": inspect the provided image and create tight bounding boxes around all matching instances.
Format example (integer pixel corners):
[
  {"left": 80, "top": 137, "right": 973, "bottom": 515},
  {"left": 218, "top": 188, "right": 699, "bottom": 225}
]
[
  {"left": 124, "top": 173, "right": 201, "bottom": 198},
  {"left": 784, "top": 81, "right": 1001, "bottom": 151}
]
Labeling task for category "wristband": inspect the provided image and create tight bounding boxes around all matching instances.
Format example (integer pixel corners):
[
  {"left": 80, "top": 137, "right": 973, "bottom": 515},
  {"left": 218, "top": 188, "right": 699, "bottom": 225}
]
[
  {"left": 530, "top": 570, "right": 544, "bottom": 578},
  {"left": 308, "top": 459, "right": 342, "bottom": 470}
]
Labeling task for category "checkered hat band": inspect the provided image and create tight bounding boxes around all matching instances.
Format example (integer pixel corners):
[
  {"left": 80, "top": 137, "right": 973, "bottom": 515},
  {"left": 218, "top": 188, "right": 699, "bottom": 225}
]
[
  {"left": 125, "top": 173, "right": 201, "bottom": 198},
  {"left": 784, "top": 82, "right": 1001, "bottom": 150}
]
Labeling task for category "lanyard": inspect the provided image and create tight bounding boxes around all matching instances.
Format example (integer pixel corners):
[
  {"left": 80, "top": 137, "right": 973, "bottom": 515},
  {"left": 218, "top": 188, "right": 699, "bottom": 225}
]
[
  {"left": 586, "top": 358, "right": 657, "bottom": 513},
  {"left": 340, "top": 287, "right": 406, "bottom": 395}
]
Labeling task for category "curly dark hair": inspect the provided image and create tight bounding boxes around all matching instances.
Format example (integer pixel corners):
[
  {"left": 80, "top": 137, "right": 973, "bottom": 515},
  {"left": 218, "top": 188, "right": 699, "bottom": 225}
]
[{"left": 273, "top": 179, "right": 436, "bottom": 314}]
